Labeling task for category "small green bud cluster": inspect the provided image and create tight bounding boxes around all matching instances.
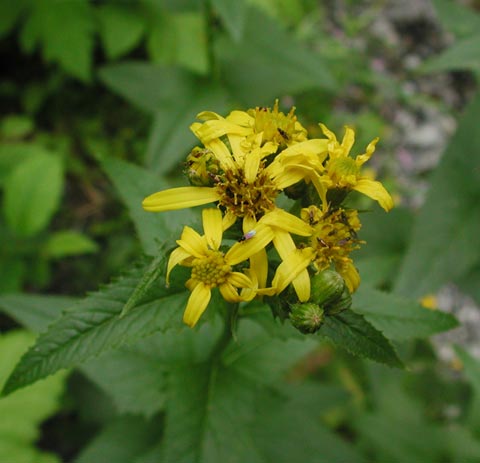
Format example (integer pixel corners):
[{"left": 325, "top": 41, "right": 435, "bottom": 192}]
[{"left": 289, "top": 270, "right": 352, "bottom": 334}]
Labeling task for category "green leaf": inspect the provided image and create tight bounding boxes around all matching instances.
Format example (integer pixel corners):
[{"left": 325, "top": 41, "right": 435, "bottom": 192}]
[
  {"left": 215, "top": 7, "right": 336, "bottom": 105},
  {"left": 44, "top": 230, "right": 99, "bottom": 259},
  {"left": 145, "top": 83, "right": 229, "bottom": 173},
  {"left": 99, "top": 61, "right": 194, "bottom": 113},
  {"left": 0, "top": 115, "right": 34, "bottom": 139},
  {"left": 75, "top": 415, "right": 162, "bottom": 463},
  {"left": 0, "top": 143, "right": 43, "bottom": 185},
  {"left": 148, "top": 11, "right": 209, "bottom": 75},
  {"left": 395, "top": 93, "right": 480, "bottom": 297},
  {"left": 432, "top": 0, "right": 480, "bottom": 39},
  {"left": 0, "top": 330, "right": 66, "bottom": 463},
  {"left": 320, "top": 309, "right": 403, "bottom": 367},
  {"left": 211, "top": 0, "right": 247, "bottom": 41},
  {"left": 3, "top": 151, "right": 63, "bottom": 237},
  {"left": 0, "top": 0, "right": 25, "bottom": 38},
  {"left": 0, "top": 293, "right": 78, "bottom": 333},
  {"left": 457, "top": 264, "right": 480, "bottom": 306},
  {"left": 1, "top": 257, "right": 189, "bottom": 396},
  {"left": 420, "top": 34, "right": 480, "bottom": 74},
  {"left": 20, "top": 0, "right": 95, "bottom": 81},
  {"left": 100, "top": 156, "right": 197, "bottom": 255},
  {"left": 97, "top": 5, "right": 145, "bottom": 60},
  {"left": 353, "top": 286, "right": 458, "bottom": 340}
]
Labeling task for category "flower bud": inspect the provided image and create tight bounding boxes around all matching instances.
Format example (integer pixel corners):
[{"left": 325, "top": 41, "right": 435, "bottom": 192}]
[
  {"left": 184, "top": 147, "right": 221, "bottom": 186},
  {"left": 310, "top": 270, "right": 345, "bottom": 307},
  {"left": 327, "top": 286, "right": 352, "bottom": 314},
  {"left": 289, "top": 302, "right": 324, "bottom": 334}
]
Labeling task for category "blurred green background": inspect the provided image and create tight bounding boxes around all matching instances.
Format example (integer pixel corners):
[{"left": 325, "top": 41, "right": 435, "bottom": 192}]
[{"left": 1, "top": 0, "right": 480, "bottom": 462}]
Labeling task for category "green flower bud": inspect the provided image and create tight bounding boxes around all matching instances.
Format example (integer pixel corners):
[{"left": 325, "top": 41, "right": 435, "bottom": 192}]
[
  {"left": 327, "top": 286, "right": 352, "bottom": 314},
  {"left": 184, "top": 147, "right": 221, "bottom": 186},
  {"left": 310, "top": 270, "right": 345, "bottom": 307},
  {"left": 289, "top": 303, "right": 324, "bottom": 334}
]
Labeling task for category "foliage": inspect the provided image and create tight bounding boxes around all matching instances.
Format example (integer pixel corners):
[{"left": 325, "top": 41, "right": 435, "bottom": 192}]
[{"left": 0, "top": 0, "right": 479, "bottom": 462}]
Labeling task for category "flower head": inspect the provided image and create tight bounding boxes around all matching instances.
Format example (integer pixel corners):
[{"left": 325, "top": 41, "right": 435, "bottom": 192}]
[{"left": 168, "top": 208, "right": 274, "bottom": 327}]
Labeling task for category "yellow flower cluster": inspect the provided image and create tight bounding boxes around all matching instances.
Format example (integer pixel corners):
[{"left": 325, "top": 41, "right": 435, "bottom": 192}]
[{"left": 143, "top": 101, "right": 393, "bottom": 327}]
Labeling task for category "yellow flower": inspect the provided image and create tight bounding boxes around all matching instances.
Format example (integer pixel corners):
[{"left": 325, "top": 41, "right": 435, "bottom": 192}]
[
  {"left": 319, "top": 124, "right": 394, "bottom": 211},
  {"left": 301, "top": 205, "right": 363, "bottom": 292},
  {"left": 167, "top": 208, "right": 274, "bottom": 327}
]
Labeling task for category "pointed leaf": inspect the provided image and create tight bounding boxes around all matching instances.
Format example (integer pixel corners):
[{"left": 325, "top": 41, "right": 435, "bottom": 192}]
[
  {"left": 2, "top": 258, "right": 189, "bottom": 396},
  {"left": 395, "top": 93, "right": 480, "bottom": 297},
  {"left": 320, "top": 309, "right": 403, "bottom": 368}
]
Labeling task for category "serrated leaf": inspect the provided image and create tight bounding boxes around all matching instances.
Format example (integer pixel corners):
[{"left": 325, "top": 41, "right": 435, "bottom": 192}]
[
  {"left": 3, "top": 152, "right": 63, "bottom": 237},
  {"left": 44, "top": 230, "right": 99, "bottom": 258},
  {"left": 75, "top": 415, "right": 162, "bottom": 463},
  {"left": 99, "top": 62, "right": 194, "bottom": 113},
  {"left": 0, "top": 294, "right": 78, "bottom": 333},
  {"left": 432, "top": 0, "right": 480, "bottom": 39},
  {"left": 320, "top": 309, "right": 403, "bottom": 367},
  {"left": 353, "top": 286, "right": 458, "bottom": 340},
  {"left": 211, "top": 0, "right": 247, "bottom": 41},
  {"left": 395, "top": 93, "right": 480, "bottom": 297},
  {"left": 20, "top": 0, "right": 95, "bottom": 81},
  {"left": 421, "top": 34, "right": 480, "bottom": 74},
  {"left": 0, "top": 330, "right": 66, "bottom": 463},
  {"left": 1, "top": 258, "right": 189, "bottom": 396},
  {"left": 97, "top": 5, "right": 145, "bottom": 60},
  {"left": 100, "top": 156, "right": 197, "bottom": 255},
  {"left": 215, "top": 7, "right": 336, "bottom": 105},
  {"left": 145, "top": 84, "right": 229, "bottom": 173}
]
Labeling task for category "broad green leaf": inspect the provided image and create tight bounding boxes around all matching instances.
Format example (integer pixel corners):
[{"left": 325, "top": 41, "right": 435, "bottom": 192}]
[
  {"left": 147, "top": 12, "right": 209, "bottom": 75},
  {"left": 353, "top": 286, "right": 458, "bottom": 340},
  {"left": 211, "top": 0, "right": 247, "bottom": 41},
  {"left": 0, "top": 0, "right": 25, "bottom": 38},
  {"left": 100, "top": 156, "right": 197, "bottom": 255},
  {"left": 20, "top": 0, "right": 95, "bottom": 81},
  {"left": 215, "top": 7, "right": 336, "bottom": 105},
  {"left": 0, "top": 143, "right": 48, "bottom": 185},
  {"left": 99, "top": 61, "right": 194, "bottom": 113},
  {"left": 0, "top": 115, "right": 34, "bottom": 139},
  {"left": 145, "top": 84, "right": 229, "bottom": 173},
  {"left": 160, "top": 319, "right": 317, "bottom": 462},
  {"left": 355, "top": 207, "right": 413, "bottom": 287},
  {"left": 0, "top": 293, "right": 78, "bottom": 332},
  {"left": 432, "top": 0, "right": 480, "bottom": 39},
  {"left": 0, "top": 256, "right": 25, "bottom": 293},
  {"left": 97, "top": 5, "right": 145, "bottom": 59},
  {"left": 0, "top": 330, "right": 66, "bottom": 463},
  {"left": 75, "top": 415, "right": 162, "bottom": 463},
  {"left": 320, "top": 309, "right": 403, "bottom": 367},
  {"left": 2, "top": 258, "right": 189, "bottom": 396},
  {"left": 3, "top": 152, "right": 63, "bottom": 237},
  {"left": 420, "top": 34, "right": 480, "bottom": 74},
  {"left": 252, "top": 390, "right": 364, "bottom": 463},
  {"left": 44, "top": 230, "right": 99, "bottom": 259},
  {"left": 395, "top": 93, "right": 480, "bottom": 297}
]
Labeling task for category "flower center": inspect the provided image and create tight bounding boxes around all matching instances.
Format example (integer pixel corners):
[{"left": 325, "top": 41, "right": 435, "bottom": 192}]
[
  {"left": 215, "top": 166, "right": 278, "bottom": 219},
  {"left": 301, "top": 206, "right": 363, "bottom": 271},
  {"left": 327, "top": 157, "right": 359, "bottom": 187},
  {"left": 191, "top": 250, "right": 231, "bottom": 287}
]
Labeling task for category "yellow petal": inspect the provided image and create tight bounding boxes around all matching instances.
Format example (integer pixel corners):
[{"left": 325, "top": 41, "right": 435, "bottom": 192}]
[
  {"left": 177, "top": 226, "right": 208, "bottom": 257},
  {"left": 319, "top": 123, "right": 338, "bottom": 142},
  {"left": 228, "top": 271, "right": 253, "bottom": 288},
  {"left": 355, "top": 137, "right": 379, "bottom": 166},
  {"left": 242, "top": 214, "right": 257, "bottom": 233},
  {"left": 277, "top": 139, "right": 329, "bottom": 160},
  {"left": 206, "top": 139, "right": 237, "bottom": 172},
  {"left": 183, "top": 282, "right": 211, "bottom": 327},
  {"left": 219, "top": 282, "right": 243, "bottom": 302},
  {"left": 291, "top": 268, "right": 311, "bottom": 302},
  {"left": 260, "top": 209, "right": 312, "bottom": 236},
  {"left": 272, "top": 167, "right": 308, "bottom": 190},
  {"left": 142, "top": 187, "right": 219, "bottom": 212},
  {"left": 202, "top": 208, "right": 223, "bottom": 250},
  {"left": 166, "top": 247, "right": 192, "bottom": 285},
  {"left": 272, "top": 229, "right": 296, "bottom": 260},
  {"left": 244, "top": 150, "right": 261, "bottom": 184},
  {"left": 223, "top": 211, "right": 238, "bottom": 231},
  {"left": 272, "top": 248, "right": 314, "bottom": 293},
  {"left": 341, "top": 126, "right": 355, "bottom": 155},
  {"left": 226, "top": 110, "right": 254, "bottom": 127},
  {"left": 225, "top": 225, "right": 275, "bottom": 265},
  {"left": 249, "top": 249, "right": 268, "bottom": 289},
  {"left": 354, "top": 178, "right": 394, "bottom": 211},
  {"left": 336, "top": 261, "right": 360, "bottom": 293}
]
